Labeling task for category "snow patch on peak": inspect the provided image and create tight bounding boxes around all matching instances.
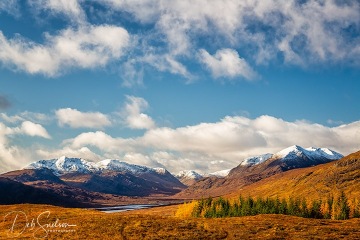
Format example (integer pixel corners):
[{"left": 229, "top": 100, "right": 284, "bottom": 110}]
[{"left": 275, "top": 145, "right": 305, "bottom": 158}]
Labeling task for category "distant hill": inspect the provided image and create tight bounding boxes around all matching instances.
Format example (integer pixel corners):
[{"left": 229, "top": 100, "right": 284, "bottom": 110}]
[
  {"left": 175, "top": 145, "right": 343, "bottom": 198},
  {"left": 176, "top": 170, "right": 203, "bottom": 186}
]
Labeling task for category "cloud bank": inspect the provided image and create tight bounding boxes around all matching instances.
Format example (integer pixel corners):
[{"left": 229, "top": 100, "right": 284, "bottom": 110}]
[
  {"left": 35, "top": 115, "right": 360, "bottom": 174},
  {"left": 0, "top": 0, "right": 358, "bottom": 84},
  {"left": 1, "top": 110, "right": 359, "bottom": 174}
]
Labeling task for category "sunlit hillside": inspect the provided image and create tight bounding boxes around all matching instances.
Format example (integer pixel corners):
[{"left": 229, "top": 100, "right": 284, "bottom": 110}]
[{"left": 226, "top": 151, "right": 360, "bottom": 200}]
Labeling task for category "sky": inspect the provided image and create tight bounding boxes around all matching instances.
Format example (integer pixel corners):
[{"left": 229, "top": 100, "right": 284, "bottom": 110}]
[{"left": 0, "top": 0, "right": 359, "bottom": 174}]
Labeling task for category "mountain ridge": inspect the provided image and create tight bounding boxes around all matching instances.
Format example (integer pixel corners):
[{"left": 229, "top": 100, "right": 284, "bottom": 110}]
[
  {"left": 176, "top": 145, "right": 343, "bottom": 198},
  {"left": 26, "top": 156, "right": 169, "bottom": 176},
  {"left": 4, "top": 156, "right": 186, "bottom": 199},
  {"left": 225, "top": 150, "right": 360, "bottom": 200}
]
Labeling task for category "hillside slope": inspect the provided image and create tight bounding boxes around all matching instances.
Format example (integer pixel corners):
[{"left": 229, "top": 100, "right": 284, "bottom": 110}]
[
  {"left": 0, "top": 177, "right": 92, "bottom": 207},
  {"left": 226, "top": 150, "right": 360, "bottom": 200}
]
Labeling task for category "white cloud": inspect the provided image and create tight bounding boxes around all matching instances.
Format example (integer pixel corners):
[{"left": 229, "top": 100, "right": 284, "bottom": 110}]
[
  {"left": 67, "top": 131, "right": 133, "bottom": 153},
  {"left": 4, "top": 121, "right": 51, "bottom": 139},
  {"left": 55, "top": 108, "right": 112, "bottom": 129},
  {"left": 0, "top": 123, "right": 23, "bottom": 172},
  {"left": 121, "top": 96, "right": 155, "bottom": 130},
  {"left": 0, "top": 25, "right": 130, "bottom": 76},
  {"left": 0, "top": 122, "right": 43, "bottom": 173},
  {"left": 18, "top": 121, "right": 51, "bottom": 139},
  {"left": 29, "top": 0, "right": 85, "bottom": 24},
  {"left": 199, "top": 48, "right": 257, "bottom": 80},
  {"left": 123, "top": 152, "right": 164, "bottom": 169}
]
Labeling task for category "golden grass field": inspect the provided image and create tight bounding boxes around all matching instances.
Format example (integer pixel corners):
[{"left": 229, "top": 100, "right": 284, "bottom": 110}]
[{"left": 1, "top": 204, "right": 360, "bottom": 239}]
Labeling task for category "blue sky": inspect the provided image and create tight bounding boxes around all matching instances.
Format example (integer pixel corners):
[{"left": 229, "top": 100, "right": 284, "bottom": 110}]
[{"left": 0, "top": 0, "right": 359, "bottom": 174}]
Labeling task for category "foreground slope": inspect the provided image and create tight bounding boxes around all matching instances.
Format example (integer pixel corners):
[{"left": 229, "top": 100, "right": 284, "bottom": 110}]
[
  {"left": 227, "top": 150, "right": 360, "bottom": 200},
  {"left": 1, "top": 204, "right": 360, "bottom": 239}
]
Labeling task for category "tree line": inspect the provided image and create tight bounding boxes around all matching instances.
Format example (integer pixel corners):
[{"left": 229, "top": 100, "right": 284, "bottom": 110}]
[{"left": 177, "top": 192, "right": 360, "bottom": 220}]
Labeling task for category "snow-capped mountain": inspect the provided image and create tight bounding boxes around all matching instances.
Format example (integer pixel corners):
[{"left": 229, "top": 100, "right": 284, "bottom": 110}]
[
  {"left": 273, "top": 145, "right": 343, "bottom": 163},
  {"left": 26, "top": 156, "right": 168, "bottom": 176},
  {"left": 27, "top": 156, "right": 98, "bottom": 175},
  {"left": 21, "top": 156, "right": 186, "bottom": 197},
  {"left": 237, "top": 146, "right": 343, "bottom": 168},
  {"left": 176, "top": 170, "right": 203, "bottom": 186}
]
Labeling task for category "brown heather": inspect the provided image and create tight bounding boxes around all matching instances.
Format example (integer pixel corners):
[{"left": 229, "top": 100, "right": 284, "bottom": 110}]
[{"left": 1, "top": 204, "right": 360, "bottom": 239}]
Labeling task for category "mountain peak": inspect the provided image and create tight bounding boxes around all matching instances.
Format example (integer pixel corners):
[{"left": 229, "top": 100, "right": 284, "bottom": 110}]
[
  {"left": 27, "top": 156, "right": 98, "bottom": 175},
  {"left": 274, "top": 145, "right": 305, "bottom": 158},
  {"left": 273, "top": 145, "right": 343, "bottom": 163}
]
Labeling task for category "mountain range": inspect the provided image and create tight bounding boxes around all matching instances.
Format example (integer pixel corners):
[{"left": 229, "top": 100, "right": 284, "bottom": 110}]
[
  {"left": 0, "top": 145, "right": 347, "bottom": 206},
  {"left": 1, "top": 157, "right": 186, "bottom": 207}
]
